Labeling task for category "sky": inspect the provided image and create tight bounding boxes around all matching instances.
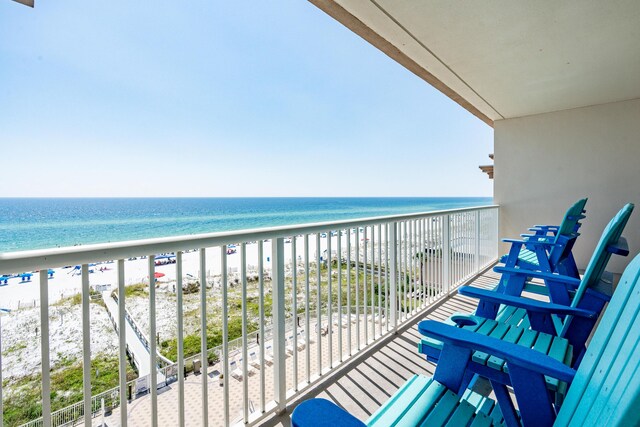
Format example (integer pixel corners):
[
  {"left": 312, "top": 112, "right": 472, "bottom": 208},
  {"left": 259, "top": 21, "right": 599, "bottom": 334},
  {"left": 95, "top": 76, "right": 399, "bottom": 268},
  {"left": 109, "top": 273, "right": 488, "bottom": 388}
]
[{"left": 0, "top": 0, "right": 493, "bottom": 198}]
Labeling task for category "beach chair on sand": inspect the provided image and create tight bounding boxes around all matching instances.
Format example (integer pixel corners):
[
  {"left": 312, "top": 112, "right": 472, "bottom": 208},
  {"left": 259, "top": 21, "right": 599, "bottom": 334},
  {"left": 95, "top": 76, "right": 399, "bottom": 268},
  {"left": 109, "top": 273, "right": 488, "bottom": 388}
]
[
  {"left": 499, "top": 198, "right": 587, "bottom": 279},
  {"left": 420, "top": 203, "right": 633, "bottom": 376},
  {"left": 286, "top": 337, "right": 295, "bottom": 355},
  {"left": 292, "top": 253, "right": 640, "bottom": 427},
  {"left": 230, "top": 359, "right": 255, "bottom": 381},
  {"left": 249, "top": 351, "right": 260, "bottom": 370},
  {"left": 263, "top": 345, "right": 274, "bottom": 365}
]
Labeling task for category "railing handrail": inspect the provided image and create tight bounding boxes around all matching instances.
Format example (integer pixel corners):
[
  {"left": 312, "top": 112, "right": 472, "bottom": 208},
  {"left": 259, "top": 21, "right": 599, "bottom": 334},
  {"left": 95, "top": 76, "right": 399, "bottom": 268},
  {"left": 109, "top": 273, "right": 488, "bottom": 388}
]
[
  {"left": 8, "top": 205, "right": 500, "bottom": 427},
  {"left": 0, "top": 204, "right": 498, "bottom": 273}
]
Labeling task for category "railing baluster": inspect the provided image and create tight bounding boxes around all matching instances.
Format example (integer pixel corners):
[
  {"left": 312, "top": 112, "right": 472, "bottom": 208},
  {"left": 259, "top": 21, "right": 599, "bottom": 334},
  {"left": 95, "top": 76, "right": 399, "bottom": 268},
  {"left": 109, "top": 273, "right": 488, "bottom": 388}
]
[
  {"left": 452, "top": 215, "right": 456, "bottom": 286},
  {"left": 81, "top": 264, "right": 91, "bottom": 427},
  {"left": 384, "top": 223, "right": 389, "bottom": 332},
  {"left": 258, "top": 241, "right": 266, "bottom": 412},
  {"left": 443, "top": 215, "right": 451, "bottom": 294},
  {"left": 292, "top": 236, "right": 298, "bottom": 390},
  {"left": 475, "top": 210, "right": 481, "bottom": 273},
  {"left": 39, "top": 270, "right": 51, "bottom": 427},
  {"left": 389, "top": 222, "right": 398, "bottom": 333},
  {"left": 370, "top": 226, "right": 375, "bottom": 339},
  {"left": 420, "top": 219, "right": 424, "bottom": 307},
  {"left": 377, "top": 224, "right": 382, "bottom": 337},
  {"left": 327, "top": 231, "right": 333, "bottom": 368},
  {"left": 410, "top": 220, "right": 414, "bottom": 315},
  {"left": 175, "top": 252, "right": 185, "bottom": 427},
  {"left": 420, "top": 218, "right": 425, "bottom": 309},
  {"left": 403, "top": 221, "right": 408, "bottom": 320},
  {"left": 316, "top": 234, "right": 322, "bottom": 374},
  {"left": 435, "top": 217, "right": 441, "bottom": 297},
  {"left": 221, "top": 246, "right": 230, "bottom": 426},
  {"left": 272, "top": 237, "right": 287, "bottom": 413},
  {"left": 413, "top": 220, "right": 417, "bottom": 314},
  {"left": 346, "top": 229, "right": 352, "bottom": 356},
  {"left": 337, "top": 230, "right": 342, "bottom": 361},
  {"left": 241, "top": 243, "right": 249, "bottom": 422},
  {"left": 464, "top": 213, "right": 468, "bottom": 278},
  {"left": 148, "top": 256, "right": 158, "bottom": 427},
  {"left": 468, "top": 212, "right": 473, "bottom": 277},
  {"left": 304, "top": 235, "right": 310, "bottom": 383},
  {"left": 355, "top": 228, "right": 360, "bottom": 350},
  {"left": 363, "top": 226, "right": 367, "bottom": 345},
  {"left": 198, "top": 249, "right": 208, "bottom": 426}
]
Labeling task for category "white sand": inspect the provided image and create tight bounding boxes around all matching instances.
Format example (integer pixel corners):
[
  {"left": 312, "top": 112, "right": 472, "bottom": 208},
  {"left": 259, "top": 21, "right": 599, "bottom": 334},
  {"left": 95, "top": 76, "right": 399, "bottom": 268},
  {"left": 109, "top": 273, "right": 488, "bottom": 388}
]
[
  {"left": 0, "top": 232, "right": 382, "bottom": 310},
  {"left": 0, "top": 231, "right": 396, "bottom": 382},
  {"left": 1, "top": 302, "right": 119, "bottom": 382}
]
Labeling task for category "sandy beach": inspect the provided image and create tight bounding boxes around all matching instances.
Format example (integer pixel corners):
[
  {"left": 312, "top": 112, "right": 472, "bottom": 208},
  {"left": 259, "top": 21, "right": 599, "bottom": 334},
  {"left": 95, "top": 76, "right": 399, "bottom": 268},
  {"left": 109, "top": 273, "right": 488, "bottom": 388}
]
[
  {"left": 0, "top": 231, "right": 393, "bottom": 310},
  {"left": 0, "top": 230, "right": 398, "bottom": 380}
]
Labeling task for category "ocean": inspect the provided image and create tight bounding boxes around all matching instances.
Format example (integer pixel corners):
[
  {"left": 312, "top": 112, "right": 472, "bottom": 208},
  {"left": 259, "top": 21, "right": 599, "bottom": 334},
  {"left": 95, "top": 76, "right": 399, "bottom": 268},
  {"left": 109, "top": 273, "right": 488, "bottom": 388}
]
[{"left": 0, "top": 197, "right": 492, "bottom": 253}]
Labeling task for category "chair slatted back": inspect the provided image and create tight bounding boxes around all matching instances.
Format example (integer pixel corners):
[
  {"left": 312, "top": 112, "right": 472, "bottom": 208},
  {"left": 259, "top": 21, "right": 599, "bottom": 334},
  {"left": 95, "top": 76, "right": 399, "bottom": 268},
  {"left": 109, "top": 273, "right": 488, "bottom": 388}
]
[
  {"left": 547, "top": 198, "right": 588, "bottom": 264},
  {"left": 556, "top": 253, "right": 640, "bottom": 426},
  {"left": 570, "top": 203, "right": 634, "bottom": 308},
  {"left": 555, "top": 198, "right": 588, "bottom": 238}
]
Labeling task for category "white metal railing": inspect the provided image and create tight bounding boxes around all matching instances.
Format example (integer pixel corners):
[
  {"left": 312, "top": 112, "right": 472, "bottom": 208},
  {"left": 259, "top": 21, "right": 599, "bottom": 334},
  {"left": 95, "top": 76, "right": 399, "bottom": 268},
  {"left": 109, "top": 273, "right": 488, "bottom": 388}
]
[{"left": 0, "top": 205, "right": 499, "bottom": 427}]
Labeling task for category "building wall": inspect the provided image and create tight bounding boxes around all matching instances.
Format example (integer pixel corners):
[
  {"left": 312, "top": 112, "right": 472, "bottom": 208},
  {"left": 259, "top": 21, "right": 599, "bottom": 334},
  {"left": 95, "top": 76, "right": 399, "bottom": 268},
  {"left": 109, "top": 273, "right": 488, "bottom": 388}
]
[{"left": 494, "top": 98, "right": 640, "bottom": 274}]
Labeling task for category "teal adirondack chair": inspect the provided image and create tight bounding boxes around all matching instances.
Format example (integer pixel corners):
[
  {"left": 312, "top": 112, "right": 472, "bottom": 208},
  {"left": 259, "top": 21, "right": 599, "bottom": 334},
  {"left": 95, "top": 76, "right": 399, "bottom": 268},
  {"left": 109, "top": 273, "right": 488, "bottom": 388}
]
[
  {"left": 420, "top": 203, "right": 632, "bottom": 383},
  {"left": 292, "top": 252, "right": 640, "bottom": 427},
  {"left": 499, "top": 198, "right": 587, "bottom": 278}
]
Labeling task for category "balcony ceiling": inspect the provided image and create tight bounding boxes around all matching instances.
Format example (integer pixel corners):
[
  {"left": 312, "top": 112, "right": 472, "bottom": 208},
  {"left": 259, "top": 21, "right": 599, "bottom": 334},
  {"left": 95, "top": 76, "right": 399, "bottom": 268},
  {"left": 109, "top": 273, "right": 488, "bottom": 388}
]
[{"left": 312, "top": 0, "right": 640, "bottom": 125}]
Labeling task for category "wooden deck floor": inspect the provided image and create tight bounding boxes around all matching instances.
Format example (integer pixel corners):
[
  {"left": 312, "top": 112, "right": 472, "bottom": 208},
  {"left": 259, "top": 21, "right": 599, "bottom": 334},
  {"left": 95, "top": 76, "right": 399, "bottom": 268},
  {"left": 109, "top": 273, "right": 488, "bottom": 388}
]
[{"left": 261, "top": 267, "right": 501, "bottom": 426}]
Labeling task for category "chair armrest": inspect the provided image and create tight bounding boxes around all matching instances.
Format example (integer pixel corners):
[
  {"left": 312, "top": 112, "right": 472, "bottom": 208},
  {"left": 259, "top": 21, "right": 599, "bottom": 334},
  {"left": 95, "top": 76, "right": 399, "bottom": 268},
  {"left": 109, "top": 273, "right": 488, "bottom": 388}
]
[
  {"left": 607, "top": 236, "right": 629, "bottom": 256},
  {"left": 418, "top": 320, "right": 576, "bottom": 383},
  {"left": 493, "top": 266, "right": 582, "bottom": 287},
  {"left": 458, "top": 286, "right": 597, "bottom": 318},
  {"left": 532, "top": 225, "right": 559, "bottom": 230},
  {"left": 566, "top": 214, "right": 586, "bottom": 221},
  {"left": 520, "top": 234, "right": 555, "bottom": 241},
  {"left": 502, "top": 238, "right": 561, "bottom": 247},
  {"left": 292, "top": 399, "right": 366, "bottom": 427}
]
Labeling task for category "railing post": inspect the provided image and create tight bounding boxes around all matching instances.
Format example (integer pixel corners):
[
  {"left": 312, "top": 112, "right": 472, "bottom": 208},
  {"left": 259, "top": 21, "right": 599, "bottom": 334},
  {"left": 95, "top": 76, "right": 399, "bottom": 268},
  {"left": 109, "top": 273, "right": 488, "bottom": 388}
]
[
  {"left": 199, "top": 249, "right": 209, "bottom": 427},
  {"left": 443, "top": 215, "right": 451, "bottom": 294},
  {"left": 175, "top": 252, "right": 185, "bottom": 427},
  {"left": 389, "top": 222, "right": 398, "bottom": 334},
  {"left": 117, "top": 259, "right": 128, "bottom": 427},
  {"left": 475, "top": 210, "right": 481, "bottom": 273},
  {"left": 148, "top": 256, "right": 158, "bottom": 427},
  {"left": 39, "top": 270, "right": 51, "bottom": 427},
  {"left": 272, "top": 237, "right": 287, "bottom": 413},
  {"left": 81, "top": 264, "right": 91, "bottom": 427},
  {"left": 494, "top": 207, "right": 500, "bottom": 260}
]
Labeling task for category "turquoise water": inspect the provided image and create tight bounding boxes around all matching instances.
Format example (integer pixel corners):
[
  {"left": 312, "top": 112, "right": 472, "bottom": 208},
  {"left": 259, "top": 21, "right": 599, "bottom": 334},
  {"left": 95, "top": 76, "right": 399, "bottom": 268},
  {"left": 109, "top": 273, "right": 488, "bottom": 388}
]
[{"left": 0, "top": 197, "right": 492, "bottom": 252}]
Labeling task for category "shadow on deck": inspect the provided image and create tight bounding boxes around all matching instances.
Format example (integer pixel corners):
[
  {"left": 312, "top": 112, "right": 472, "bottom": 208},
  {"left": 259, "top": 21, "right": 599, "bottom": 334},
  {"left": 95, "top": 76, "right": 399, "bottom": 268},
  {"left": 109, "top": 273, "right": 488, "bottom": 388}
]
[{"left": 262, "top": 267, "right": 501, "bottom": 426}]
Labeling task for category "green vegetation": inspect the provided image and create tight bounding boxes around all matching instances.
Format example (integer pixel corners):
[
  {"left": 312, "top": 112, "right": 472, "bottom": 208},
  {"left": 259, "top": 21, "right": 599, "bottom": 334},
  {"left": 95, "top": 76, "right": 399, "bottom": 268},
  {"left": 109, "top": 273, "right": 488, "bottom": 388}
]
[
  {"left": 2, "top": 354, "right": 137, "bottom": 427},
  {"left": 5, "top": 257, "right": 439, "bottom": 426},
  {"left": 123, "top": 282, "right": 149, "bottom": 298},
  {"left": 159, "top": 316, "right": 258, "bottom": 365},
  {"left": 53, "top": 288, "right": 105, "bottom": 308},
  {"left": 4, "top": 342, "right": 27, "bottom": 355}
]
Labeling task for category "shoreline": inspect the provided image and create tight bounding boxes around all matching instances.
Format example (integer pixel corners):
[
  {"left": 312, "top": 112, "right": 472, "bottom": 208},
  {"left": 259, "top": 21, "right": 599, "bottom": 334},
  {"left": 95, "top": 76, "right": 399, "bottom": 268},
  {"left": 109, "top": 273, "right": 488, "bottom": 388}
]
[{"left": 0, "top": 232, "right": 391, "bottom": 310}]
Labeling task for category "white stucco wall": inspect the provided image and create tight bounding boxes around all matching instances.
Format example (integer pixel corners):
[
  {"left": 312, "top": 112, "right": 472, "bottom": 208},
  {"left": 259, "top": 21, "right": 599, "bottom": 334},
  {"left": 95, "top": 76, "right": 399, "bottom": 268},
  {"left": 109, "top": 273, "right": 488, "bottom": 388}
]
[{"left": 494, "top": 98, "right": 640, "bottom": 274}]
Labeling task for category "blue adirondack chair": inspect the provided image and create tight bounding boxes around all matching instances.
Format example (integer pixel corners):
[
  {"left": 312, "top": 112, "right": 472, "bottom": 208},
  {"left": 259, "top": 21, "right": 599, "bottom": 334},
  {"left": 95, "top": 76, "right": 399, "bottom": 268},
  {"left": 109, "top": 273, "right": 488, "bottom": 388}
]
[
  {"left": 292, "top": 252, "right": 640, "bottom": 427},
  {"left": 499, "top": 198, "right": 587, "bottom": 279},
  {"left": 420, "top": 204, "right": 633, "bottom": 378},
  {"left": 520, "top": 198, "right": 587, "bottom": 239}
]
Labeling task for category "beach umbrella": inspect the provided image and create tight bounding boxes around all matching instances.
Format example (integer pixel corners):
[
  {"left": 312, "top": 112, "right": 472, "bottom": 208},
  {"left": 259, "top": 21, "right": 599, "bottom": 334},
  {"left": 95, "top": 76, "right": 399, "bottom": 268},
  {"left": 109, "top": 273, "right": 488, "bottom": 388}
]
[{"left": 154, "top": 272, "right": 165, "bottom": 279}]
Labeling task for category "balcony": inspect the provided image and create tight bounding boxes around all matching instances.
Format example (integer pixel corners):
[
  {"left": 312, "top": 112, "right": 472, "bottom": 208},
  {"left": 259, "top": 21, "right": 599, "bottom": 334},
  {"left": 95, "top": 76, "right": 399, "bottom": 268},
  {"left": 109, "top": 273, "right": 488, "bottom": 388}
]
[{"left": 0, "top": 205, "right": 498, "bottom": 426}]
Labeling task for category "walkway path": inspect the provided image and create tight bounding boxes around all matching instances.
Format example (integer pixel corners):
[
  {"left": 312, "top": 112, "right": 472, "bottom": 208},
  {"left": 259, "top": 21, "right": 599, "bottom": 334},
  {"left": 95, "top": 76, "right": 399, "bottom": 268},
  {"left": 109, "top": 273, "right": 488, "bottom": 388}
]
[{"left": 102, "top": 292, "right": 159, "bottom": 380}]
